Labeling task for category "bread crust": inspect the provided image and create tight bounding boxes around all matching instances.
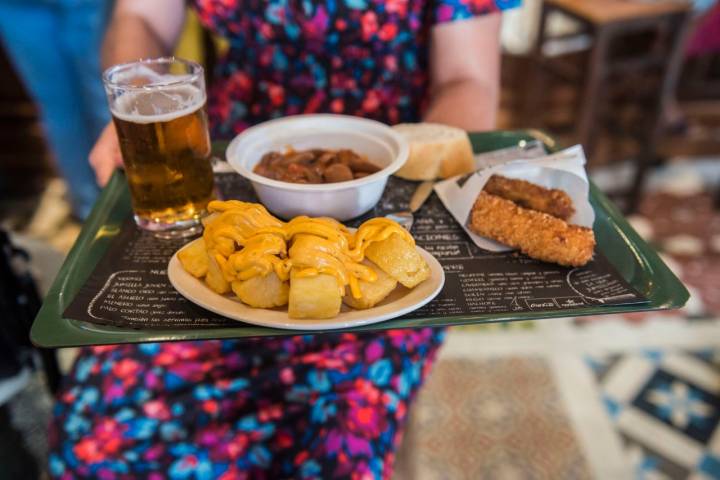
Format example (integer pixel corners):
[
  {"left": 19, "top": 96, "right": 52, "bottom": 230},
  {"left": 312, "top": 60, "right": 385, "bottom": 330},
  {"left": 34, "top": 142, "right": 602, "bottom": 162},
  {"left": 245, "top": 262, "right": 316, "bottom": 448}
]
[
  {"left": 392, "top": 123, "right": 475, "bottom": 180},
  {"left": 395, "top": 141, "right": 444, "bottom": 180},
  {"left": 438, "top": 135, "right": 475, "bottom": 179}
]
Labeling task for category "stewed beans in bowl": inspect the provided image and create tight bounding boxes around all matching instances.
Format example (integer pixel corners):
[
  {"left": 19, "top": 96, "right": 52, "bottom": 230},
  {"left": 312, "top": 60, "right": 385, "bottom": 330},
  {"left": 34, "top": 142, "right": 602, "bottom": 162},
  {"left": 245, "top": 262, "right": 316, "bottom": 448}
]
[
  {"left": 253, "top": 148, "right": 381, "bottom": 184},
  {"left": 226, "top": 114, "right": 409, "bottom": 220}
]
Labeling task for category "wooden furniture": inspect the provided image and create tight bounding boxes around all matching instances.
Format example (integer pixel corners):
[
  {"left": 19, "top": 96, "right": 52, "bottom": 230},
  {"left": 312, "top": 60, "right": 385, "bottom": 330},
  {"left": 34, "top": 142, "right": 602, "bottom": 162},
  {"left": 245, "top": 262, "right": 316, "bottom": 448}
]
[
  {"left": 0, "top": 44, "right": 61, "bottom": 394},
  {"left": 543, "top": 0, "right": 690, "bottom": 25},
  {"left": 0, "top": 42, "right": 53, "bottom": 203},
  {"left": 528, "top": 0, "right": 692, "bottom": 211}
]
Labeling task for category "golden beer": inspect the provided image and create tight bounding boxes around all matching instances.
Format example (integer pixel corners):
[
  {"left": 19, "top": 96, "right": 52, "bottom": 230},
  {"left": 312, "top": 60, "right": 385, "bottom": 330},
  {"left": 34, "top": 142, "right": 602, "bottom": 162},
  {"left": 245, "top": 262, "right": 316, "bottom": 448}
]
[{"left": 104, "top": 58, "right": 214, "bottom": 237}]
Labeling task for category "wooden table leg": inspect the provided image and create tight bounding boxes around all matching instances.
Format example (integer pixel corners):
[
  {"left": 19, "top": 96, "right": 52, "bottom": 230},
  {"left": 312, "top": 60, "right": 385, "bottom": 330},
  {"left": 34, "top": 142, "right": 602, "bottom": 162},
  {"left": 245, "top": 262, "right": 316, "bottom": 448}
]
[
  {"left": 523, "top": 2, "right": 551, "bottom": 124},
  {"left": 627, "top": 13, "right": 693, "bottom": 213},
  {"left": 576, "top": 26, "right": 610, "bottom": 160}
]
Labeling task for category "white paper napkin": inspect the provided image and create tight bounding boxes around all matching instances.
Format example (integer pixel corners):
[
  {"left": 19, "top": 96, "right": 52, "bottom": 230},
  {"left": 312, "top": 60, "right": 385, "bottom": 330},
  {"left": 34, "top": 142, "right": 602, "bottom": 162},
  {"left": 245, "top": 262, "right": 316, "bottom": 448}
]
[{"left": 434, "top": 145, "right": 594, "bottom": 252}]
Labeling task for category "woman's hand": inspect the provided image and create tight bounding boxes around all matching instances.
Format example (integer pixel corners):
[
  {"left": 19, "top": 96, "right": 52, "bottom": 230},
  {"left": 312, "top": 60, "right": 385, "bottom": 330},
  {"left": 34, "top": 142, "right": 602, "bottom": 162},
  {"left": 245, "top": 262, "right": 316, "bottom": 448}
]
[
  {"left": 89, "top": 122, "right": 123, "bottom": 187},
  {"left": 90, "top": 0, "right": 187, "bottom": 186}
]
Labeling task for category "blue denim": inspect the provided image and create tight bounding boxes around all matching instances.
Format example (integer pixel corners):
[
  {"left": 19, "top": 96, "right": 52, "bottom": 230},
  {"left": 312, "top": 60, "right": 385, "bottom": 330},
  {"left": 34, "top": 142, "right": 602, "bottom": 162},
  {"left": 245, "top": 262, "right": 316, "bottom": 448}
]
[{"left": 0, "top": 0, "right": 111, "bottom": 219}]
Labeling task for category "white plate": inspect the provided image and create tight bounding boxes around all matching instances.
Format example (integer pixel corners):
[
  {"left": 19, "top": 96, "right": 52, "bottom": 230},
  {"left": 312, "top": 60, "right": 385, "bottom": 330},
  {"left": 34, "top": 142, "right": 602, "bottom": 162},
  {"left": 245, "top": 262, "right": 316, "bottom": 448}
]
[{"left": 167, "top": 239, "right": 445, "bottom": 331}]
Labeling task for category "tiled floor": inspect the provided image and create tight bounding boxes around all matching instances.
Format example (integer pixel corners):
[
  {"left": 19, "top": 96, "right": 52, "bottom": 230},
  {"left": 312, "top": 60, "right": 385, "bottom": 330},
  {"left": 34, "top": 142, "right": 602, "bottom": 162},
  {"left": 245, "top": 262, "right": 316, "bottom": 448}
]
[
  {"left": 392, "top": 314, "right": 720, "bottom": 480},
  {"left": 395, "top": 355, "right": 595, "bottom": 480},
  {"left": 3, "top": 157, "right": 720, "bottom": 479}
]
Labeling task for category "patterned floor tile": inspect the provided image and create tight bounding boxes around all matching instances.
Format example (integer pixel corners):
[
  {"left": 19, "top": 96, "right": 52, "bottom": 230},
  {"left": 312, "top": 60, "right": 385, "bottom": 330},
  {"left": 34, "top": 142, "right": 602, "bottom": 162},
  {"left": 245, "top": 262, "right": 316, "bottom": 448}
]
[
  {"left": 632, "top": 369, "right": 718, "bottom": 444},
  {"left": 587, "top": 350, "right": 720, "bottom": 479},
  {"left": 450, "top": 320, "right": 537, "bottom": 332},
  {"left": 394, "top": 357, "right": 592, "bottom": 480},
  {"left": 623, "top": 435, "right": 691, "bottom": 480}
]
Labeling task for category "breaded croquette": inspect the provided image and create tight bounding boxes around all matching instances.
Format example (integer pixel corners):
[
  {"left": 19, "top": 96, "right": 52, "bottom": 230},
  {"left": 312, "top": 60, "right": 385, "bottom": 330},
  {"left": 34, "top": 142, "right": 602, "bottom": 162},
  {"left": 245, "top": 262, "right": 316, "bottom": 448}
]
[
  {"left": 469, "top": 192, "right": 595, "bottom": 267},
  {"left": 483, "top": 175, "right": 575, "bottom": 220}
]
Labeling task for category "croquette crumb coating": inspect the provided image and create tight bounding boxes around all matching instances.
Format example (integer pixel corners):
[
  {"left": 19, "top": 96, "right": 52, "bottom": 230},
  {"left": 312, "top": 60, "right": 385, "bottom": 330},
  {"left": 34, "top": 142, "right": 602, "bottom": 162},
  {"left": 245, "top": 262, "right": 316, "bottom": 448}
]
[
  {"left": 469, "top": 192, "right": 595, "bottom": 267},
  {"left": 484, "top": 175, "right": 576, "bottom": 220}
]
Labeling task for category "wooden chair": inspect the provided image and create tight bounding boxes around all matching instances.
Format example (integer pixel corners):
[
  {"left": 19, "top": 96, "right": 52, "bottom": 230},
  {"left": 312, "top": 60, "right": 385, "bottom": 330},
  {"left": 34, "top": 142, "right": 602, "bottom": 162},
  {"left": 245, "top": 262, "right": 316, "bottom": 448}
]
[
  {"left": 527, "top": 0, "right": 692, "bottom": 211},
  {"left": 0, "top": 41, "right": 53, "bottom": 202}
]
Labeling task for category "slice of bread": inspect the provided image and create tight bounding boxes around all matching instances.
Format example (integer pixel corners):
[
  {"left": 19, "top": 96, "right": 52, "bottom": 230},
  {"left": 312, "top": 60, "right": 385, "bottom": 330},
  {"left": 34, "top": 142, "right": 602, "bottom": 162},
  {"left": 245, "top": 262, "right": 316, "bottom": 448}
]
[{"left": 392, "top": 123, "right": 475, "bottom": 180}]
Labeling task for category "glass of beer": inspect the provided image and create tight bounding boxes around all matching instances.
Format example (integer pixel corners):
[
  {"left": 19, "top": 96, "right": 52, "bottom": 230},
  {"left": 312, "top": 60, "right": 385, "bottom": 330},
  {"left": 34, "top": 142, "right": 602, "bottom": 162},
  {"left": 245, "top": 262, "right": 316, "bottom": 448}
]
[{"left": 102, "top": 57, "right": 214, "bottom": 238}]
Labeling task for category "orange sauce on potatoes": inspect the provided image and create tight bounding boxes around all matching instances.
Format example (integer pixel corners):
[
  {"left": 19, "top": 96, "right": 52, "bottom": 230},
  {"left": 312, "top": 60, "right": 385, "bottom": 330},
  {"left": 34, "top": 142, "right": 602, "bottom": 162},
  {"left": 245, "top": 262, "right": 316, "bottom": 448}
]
[{"left": 199, "top": 201, "right": 415, "bottom": 299}]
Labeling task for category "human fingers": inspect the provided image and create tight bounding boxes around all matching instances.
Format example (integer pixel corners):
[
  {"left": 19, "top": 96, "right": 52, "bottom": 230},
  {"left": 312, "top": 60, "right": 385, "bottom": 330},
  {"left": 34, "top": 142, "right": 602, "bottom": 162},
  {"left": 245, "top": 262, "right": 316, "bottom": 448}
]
[{"left": 89, "top": 122, "right": 123, "bottom": 187}]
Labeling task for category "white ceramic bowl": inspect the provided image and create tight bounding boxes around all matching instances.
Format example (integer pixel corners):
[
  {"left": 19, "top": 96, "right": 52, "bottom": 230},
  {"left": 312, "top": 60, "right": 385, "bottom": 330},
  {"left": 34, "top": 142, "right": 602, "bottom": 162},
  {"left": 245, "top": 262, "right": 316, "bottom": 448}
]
[{"left": 226, "top": 114, "right": 409, "bottom": 220}]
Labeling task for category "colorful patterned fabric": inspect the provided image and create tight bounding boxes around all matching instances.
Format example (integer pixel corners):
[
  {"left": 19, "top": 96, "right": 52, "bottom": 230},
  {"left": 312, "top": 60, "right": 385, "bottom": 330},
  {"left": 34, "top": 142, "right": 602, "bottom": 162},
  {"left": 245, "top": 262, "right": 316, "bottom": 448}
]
[
  {"left": 49, "top": 331, "right": 445, "bottom": 479},
  {"left": 687, "top": 3, "right": 720, "bottom": 58},
  {"left": 193, "top": 0, "right": 519, "bottom": 138},
  {"left": 49, "top": 0, "right": 517, "bottom": 477}
]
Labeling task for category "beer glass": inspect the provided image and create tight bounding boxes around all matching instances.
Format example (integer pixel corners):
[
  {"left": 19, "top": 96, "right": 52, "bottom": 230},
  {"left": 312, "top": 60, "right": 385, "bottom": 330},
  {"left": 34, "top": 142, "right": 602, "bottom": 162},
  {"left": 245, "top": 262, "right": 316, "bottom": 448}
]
[{"left": 102, "top": 57, "right": 214, "bottom": 238}]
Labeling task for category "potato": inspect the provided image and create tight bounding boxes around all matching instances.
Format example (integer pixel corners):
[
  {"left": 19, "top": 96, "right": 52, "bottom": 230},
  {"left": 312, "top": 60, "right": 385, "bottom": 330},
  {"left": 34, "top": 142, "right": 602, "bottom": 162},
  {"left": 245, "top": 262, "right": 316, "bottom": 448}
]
[
  {"left": 232, "top": 272, "right": 289, "bottom": 308},
  {"left": 202, "top": 212, "right": 219, "bottom": 227},
  {"left": 364, "top": 233, "right": 430, "bottom": 288},
  {"left": 288, "top": 272, "right": 341, "bottom": 319},
  {"left": 205, "top": 252, "right": 231, "bottom": 294},
  {"left": 343, "top": 259, "right": 397, "bottom": 310},
  {"left": 178, "top": 238, "right": 209, "bottom": 278}
]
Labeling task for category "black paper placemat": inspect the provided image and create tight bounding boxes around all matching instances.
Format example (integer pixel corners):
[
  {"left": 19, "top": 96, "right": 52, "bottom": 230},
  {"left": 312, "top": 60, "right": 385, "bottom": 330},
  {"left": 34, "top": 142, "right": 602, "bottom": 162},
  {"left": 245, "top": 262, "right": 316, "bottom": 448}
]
[{"left": 63, "top": 173, "right": 647, "bottom": 329}]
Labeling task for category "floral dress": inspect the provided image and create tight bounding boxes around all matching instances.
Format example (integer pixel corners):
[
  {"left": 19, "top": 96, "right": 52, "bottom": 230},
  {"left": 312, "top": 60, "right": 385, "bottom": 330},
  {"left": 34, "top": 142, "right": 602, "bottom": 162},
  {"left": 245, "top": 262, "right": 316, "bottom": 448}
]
[
  {"left": 196, "top": 0, "right": 519, "bottom": 138},
  {"left": 48, "top": 0, "right": 517, "bottom": 478}
]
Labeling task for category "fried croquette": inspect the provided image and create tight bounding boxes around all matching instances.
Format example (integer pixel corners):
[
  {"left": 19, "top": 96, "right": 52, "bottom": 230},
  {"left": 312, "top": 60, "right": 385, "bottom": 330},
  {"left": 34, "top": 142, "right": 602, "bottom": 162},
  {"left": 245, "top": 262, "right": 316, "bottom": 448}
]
[
  {"left": 483, "top": 175, "right": 575, "bottom": 220},
  {"left": 469, "top": 192, "right": 595, "bottom": 267}
]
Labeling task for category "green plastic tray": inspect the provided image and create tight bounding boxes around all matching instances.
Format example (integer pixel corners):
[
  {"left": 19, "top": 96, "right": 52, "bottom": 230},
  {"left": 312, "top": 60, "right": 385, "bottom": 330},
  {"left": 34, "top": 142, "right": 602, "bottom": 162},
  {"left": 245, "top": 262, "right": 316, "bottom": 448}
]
[{"left": 31, "top": 131, "right": 689, "bottom": 347}]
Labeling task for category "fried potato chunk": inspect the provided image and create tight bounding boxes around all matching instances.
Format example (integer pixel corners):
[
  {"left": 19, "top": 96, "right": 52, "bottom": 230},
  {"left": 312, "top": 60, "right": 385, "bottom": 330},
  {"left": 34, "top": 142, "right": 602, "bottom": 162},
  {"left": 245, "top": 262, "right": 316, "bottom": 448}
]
[
  {"left": 178, "top": 239, "right": 209, "bottom": 278},
  {"left": 343, "top": 259, "right": 397, "bottom": 310},
  {"left": 364, "top": 233, "right": 430, "bottom": 288},
  {"left": 201, "top": 213, "right": 219, "bottom": 227},
  {"left": 232, "top": 272, "right": 289, "bottom": 308},
  {"left": 289, "top": 272, "right": 342, "bottom": 319},
  {"left": 205, "top": 252, "right": 231, "bottom": 294},
  {"left": 469, "top": 191, "right": 595, "bottom": 267}
]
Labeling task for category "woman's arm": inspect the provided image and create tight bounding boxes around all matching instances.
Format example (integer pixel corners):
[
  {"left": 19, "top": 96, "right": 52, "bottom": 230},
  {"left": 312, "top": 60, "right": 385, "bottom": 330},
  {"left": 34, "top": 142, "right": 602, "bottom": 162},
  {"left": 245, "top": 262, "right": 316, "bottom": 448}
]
[
  {"left": 101, "top": 0, "right": 187, "bottom": 68},
  {"left": 424, "top": 13, "right": 502, "bottom": 131},
  {"left": 91, "top": 0, "right": 187, "bottom": 186}
]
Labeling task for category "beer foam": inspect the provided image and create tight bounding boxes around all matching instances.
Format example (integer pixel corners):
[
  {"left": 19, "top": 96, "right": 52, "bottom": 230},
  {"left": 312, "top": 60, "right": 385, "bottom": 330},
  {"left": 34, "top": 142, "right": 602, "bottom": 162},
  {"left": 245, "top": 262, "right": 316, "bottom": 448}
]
[
  {"left": 110, "top": 84, "right": 206, "bottom": 124},
  {"left": 111, "top": 64, "right": 169, "bottom": 85}
]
